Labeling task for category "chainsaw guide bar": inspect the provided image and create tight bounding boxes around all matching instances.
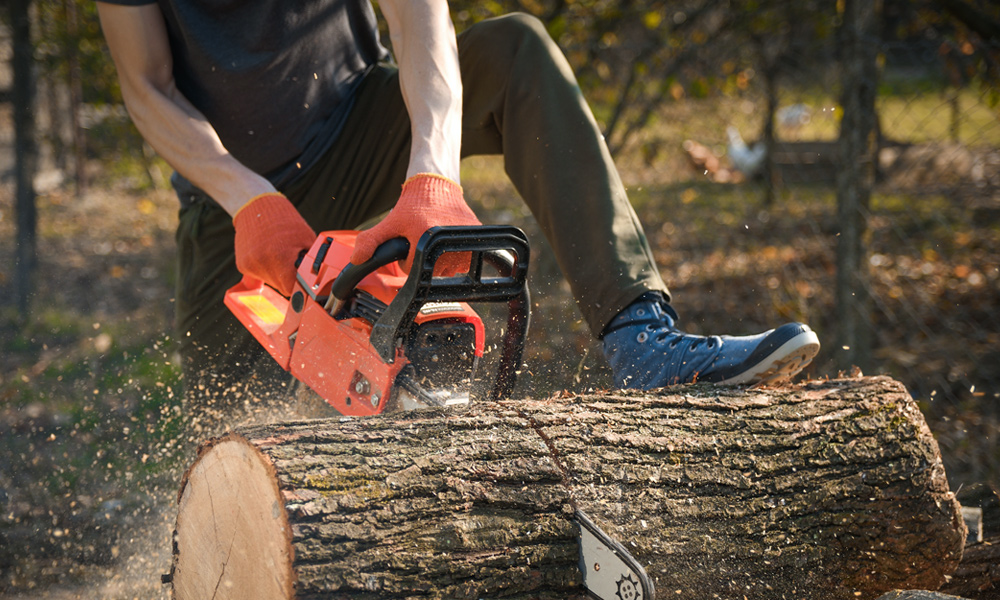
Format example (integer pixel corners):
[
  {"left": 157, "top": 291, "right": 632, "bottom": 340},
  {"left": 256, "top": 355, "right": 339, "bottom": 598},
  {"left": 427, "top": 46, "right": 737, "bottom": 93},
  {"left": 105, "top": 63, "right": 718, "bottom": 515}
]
[{"left": 576, "top": 509, "right": 655, "bottom": 600}]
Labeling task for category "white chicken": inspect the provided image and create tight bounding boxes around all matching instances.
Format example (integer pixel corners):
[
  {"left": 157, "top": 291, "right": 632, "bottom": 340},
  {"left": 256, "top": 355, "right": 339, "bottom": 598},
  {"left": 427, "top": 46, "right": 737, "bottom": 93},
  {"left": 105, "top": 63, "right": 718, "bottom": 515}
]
[{"left": 725, "top": 126, "right": 767, "bottom": 178}]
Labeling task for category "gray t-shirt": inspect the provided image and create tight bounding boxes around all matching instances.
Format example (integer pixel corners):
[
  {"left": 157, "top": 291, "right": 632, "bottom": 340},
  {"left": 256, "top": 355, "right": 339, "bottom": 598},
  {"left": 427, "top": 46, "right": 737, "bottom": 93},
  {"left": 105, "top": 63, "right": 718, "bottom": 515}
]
[{"left": 100, "top": 0, "right": 389, "bottom": 198}]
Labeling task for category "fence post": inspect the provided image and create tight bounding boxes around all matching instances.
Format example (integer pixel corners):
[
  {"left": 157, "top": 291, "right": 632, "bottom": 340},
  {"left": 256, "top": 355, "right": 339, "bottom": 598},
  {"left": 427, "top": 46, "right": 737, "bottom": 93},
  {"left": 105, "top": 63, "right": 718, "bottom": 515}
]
[{"left": 835, "top": 0, "right": 881, "bottom": 374}]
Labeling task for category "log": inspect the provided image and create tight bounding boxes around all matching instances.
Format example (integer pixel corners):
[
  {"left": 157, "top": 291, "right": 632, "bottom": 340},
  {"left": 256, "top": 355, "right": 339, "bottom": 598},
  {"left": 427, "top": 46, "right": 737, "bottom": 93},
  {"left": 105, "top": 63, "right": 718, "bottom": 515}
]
[
  {"left": 167, "top": 376, "right": 967, "bottom": 599},
  {"left": 941, "top": 537, "right": 1000, "bottom": 599},
  {"left": 876, "top": 591, "right": 972, "bottom": 600},
  {"left": 942, "top": 484, "right": 1000, "bottom": 599}
]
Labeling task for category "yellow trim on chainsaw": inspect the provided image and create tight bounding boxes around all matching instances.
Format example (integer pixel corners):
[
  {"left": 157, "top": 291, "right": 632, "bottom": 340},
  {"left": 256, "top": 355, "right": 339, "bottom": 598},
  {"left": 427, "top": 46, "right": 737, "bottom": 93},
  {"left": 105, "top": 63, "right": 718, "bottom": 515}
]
[{"left": 238, "top": 294, "right": 285, "bottom": 326}]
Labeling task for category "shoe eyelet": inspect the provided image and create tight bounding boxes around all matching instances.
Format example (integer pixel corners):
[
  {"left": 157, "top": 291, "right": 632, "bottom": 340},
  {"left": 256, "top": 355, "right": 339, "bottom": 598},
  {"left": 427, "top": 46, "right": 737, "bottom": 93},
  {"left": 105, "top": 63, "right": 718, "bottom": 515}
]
[
  {"left": 636, "top": 332, "right": 649, "bottom": 343},
  {"left": 636, "top": 308, "right": 646, "bottom": 317},
  {"left": 668, "top": 341, "right": 680, "bottom": 349},
  {"left": 645, "top": 324, "right": 656, "bottom": 332}
]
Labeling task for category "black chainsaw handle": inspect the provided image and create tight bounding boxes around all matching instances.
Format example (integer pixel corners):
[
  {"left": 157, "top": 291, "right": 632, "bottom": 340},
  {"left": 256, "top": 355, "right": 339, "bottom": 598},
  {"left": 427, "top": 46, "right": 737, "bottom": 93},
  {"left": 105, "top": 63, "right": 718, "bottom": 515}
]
[
  {"left": 330, "top": 237, "right": 410, "bottom": 302},
  {"left": 369, "top": 225, "right": 531, "bottom": 401}
]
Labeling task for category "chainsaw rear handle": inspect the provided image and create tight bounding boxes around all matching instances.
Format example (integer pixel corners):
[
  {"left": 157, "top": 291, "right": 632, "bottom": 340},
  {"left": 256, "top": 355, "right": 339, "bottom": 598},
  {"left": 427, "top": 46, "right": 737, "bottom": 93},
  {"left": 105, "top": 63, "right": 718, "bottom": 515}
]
[{"left": 366, "top": 225, "right": 531, "bottom": 401}]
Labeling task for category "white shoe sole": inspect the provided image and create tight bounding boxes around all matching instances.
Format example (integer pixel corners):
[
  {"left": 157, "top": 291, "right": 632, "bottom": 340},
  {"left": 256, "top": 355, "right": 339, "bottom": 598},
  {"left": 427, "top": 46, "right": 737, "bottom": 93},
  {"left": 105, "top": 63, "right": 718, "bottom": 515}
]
[{"left": 719, "top": 330, "right": 821, "bottom": 386}]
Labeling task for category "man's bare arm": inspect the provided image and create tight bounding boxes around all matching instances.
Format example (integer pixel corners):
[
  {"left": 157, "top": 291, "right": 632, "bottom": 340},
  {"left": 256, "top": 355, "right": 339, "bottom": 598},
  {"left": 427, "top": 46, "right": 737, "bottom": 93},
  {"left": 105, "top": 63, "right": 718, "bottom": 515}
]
[
  {"left": 379, "top": 0, "right": 463, "bottom": 183},
  {"left": 346, "top": 0, "right": 479, "bottom": 270},
  {"left": 96, "top": 2, "right": 273, "bottom": 215}
]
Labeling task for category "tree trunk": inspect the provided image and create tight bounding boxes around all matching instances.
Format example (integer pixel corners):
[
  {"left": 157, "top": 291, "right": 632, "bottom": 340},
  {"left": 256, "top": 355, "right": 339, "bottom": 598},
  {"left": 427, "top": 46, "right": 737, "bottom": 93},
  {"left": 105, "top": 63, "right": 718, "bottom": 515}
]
[
  {"left": 168, "top": 376, "right": 966, "bottom": 600},
  {"left": 9, "top": 0, "right": 38, "bottom": 317},
  {"left": 761, "top": 63, "right": 779, "bottom": 205}
]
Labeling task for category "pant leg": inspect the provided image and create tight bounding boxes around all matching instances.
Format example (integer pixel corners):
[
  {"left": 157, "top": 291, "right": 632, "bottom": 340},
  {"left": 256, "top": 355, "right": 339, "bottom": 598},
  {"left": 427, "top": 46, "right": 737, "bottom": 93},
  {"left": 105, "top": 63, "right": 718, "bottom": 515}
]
[
  {"left": 292, "top": 15, "right": 666, "bottom": 334},
  {"left": 456, "top": 13, "right": 668, "bottom": 335}
]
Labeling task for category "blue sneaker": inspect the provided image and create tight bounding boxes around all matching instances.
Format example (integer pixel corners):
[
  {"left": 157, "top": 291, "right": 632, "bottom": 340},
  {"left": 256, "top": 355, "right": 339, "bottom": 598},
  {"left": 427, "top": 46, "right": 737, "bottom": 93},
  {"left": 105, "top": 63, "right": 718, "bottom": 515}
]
[{"left": 602, "top": 295, "right": 820, "bottom": 389}]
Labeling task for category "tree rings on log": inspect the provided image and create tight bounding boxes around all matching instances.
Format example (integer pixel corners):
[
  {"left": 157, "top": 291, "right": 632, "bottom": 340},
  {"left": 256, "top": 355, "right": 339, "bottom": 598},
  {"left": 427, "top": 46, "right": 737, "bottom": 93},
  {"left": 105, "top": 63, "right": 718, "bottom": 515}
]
[{"left": 172, "top": 437, "right": 294, "bottom": 599}]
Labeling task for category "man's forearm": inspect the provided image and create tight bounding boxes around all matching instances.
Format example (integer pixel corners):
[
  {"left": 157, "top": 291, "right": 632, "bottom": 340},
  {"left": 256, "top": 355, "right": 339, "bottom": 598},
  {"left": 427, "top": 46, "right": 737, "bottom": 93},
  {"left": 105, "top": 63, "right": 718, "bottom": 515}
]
[
  {"left": 97, "top": 2, "right": 272, "bottom": 215},
  {"left": 380, "top": 0, "right": 463, "bottom": 183},
  {"left": 126, "top": 80, "right": 275, "bottom": 213}
]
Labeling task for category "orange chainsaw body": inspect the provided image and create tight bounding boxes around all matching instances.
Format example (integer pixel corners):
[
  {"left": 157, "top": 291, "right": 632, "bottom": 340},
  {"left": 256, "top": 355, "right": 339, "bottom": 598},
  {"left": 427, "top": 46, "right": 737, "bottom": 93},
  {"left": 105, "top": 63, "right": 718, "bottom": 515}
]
[{"left": 225, "top": 226, "right": 529, "bottom": 415}]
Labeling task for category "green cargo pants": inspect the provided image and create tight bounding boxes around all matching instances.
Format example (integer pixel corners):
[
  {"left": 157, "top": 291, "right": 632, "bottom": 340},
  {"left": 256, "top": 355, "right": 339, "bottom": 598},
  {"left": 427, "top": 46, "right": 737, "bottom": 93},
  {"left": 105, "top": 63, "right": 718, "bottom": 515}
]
[{"left": 175, "top": 13, "right": 667, "bottom": 418}]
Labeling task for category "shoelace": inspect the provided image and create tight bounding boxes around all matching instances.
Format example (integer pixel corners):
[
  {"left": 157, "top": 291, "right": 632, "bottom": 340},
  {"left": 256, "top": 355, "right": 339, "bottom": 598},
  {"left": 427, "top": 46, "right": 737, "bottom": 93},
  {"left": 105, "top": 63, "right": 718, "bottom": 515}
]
[
  {"left": 638, "top": 321, "right": 719, "bottom": 352},
  {"left": 605, "top": 296, "right": 720, "bottom": 355}
]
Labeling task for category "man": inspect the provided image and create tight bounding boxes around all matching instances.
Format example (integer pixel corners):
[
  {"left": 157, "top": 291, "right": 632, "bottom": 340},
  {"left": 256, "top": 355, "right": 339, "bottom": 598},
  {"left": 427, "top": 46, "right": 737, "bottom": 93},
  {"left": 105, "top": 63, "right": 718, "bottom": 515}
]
[{"left": 96, "top": 0, "right": 820, "bottom": 419}]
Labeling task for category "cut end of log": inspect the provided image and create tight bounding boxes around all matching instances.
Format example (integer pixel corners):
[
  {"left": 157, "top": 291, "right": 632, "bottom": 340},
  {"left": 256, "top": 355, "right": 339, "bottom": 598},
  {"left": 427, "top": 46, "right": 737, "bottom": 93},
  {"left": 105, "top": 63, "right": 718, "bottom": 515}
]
[{"left": 172, "top": 435, "right": 294, "bottom": 600}]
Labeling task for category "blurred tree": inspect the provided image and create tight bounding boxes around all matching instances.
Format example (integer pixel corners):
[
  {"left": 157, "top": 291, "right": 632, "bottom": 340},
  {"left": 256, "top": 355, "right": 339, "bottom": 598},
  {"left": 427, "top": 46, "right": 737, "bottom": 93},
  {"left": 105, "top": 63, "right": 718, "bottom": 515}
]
[
  {"left": 6, "top": 0, "right": 38, "bottom": 320},
  {"left": 1, "top": 0, "right": 131, "bottom": 320},
  {"left": 740, "top": 0, "right": 837, "bottom": 202},
  {"left": 928, "top": 0, "right": 1000, "bottom": 107},
  {"left": 880, "top": 0, "right": 1000, "bottom": 143},
  {"left": 35, "top": 0, "right": 128, "bottom": 192},
  {"left": 65, "top": 0, "right": 85, "bottom": 195}
]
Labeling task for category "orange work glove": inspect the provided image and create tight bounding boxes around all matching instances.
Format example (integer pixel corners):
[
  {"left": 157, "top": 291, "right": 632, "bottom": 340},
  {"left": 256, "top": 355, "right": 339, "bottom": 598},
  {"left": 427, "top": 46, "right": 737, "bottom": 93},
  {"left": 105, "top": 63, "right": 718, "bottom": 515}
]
[
  {"left": 233, "top": 192, "right": 316, "bottom": 296},
  {"left": 351, "top": 173, "right": 481, "bottom": 274}
]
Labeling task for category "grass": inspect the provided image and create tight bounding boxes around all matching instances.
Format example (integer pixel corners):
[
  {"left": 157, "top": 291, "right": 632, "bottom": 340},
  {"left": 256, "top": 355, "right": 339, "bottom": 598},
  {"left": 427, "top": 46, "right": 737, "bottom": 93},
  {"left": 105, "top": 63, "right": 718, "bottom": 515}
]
[
  {"left": 879, "top": 86, "right": 1000, "bottom": 146},
  {"left": 0, "top": 184, "right": 184, "bottom": 594}
]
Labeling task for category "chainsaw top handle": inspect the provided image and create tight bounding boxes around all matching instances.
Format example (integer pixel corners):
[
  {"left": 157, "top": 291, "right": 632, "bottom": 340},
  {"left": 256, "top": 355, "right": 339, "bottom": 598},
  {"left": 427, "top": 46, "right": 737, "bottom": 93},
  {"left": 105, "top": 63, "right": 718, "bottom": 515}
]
[
  {"left": 350, "top": 225, "right": 530, "bottom": 401},
  {"left": 330, "top": 237, "right": 410, "bottom": 303}
]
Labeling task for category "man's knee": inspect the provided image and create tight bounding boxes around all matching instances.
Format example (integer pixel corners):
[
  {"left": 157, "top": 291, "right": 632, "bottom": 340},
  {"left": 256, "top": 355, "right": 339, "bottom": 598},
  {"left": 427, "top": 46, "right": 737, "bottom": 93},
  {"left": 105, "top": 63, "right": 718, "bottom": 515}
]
[
  {"left": 460, "top": 12, "right": 564, "bottom": 73},
  {"left": 487, "top": 12, "right": 550, "bottom": 42}
]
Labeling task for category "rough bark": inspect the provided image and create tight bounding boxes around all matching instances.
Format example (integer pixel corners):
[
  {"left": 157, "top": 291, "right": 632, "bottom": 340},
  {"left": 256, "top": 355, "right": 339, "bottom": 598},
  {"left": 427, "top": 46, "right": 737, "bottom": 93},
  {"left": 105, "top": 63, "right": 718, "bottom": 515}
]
[{"left": 170, "top": 376, "right": 966, "bottom": 600}]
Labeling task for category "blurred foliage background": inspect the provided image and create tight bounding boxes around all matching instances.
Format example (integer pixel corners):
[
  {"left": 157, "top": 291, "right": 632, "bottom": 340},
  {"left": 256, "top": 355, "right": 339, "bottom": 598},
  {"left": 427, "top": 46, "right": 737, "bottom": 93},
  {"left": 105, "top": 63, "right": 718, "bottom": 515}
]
[{"left": 1, "top": 0, "right": 999, "bottom": 597}]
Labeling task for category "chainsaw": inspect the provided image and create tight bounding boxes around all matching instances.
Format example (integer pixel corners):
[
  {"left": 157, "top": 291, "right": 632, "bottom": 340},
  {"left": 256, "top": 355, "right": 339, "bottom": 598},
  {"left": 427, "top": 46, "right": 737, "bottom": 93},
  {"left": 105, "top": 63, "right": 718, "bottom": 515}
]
[{"left": 224, "top": 225, "right": 531, "bottom": 416}]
